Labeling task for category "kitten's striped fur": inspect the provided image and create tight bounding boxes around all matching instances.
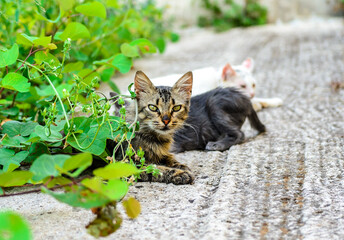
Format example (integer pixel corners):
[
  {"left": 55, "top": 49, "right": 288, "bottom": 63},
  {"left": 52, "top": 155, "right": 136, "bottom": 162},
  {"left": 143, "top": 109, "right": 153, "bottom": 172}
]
[{"left": 126, "top": 71, "right": 194, "bottom": 185}]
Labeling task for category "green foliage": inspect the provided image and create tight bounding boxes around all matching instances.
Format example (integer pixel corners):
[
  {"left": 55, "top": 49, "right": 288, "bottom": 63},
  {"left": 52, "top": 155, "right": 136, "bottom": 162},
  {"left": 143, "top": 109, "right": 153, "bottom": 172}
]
[
  {"left": 0, "top": 44, "right": 19, "bottom": 68},
  {"left": 198, "top": 0, "right": 268, "bottom": 32},
  {"left": 0, "top": 211, "right": 32, "bottom": 240},
  {"left": 0, "top": 0, "right": 169, "bottom": 237}
]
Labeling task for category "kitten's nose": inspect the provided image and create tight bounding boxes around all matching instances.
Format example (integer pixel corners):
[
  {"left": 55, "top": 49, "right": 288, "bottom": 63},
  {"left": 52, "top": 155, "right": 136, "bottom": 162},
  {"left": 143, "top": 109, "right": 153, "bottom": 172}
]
[
  {"left": 250, "top": 92, "right": 255, "bottom": 98},
  {"left": 162, "top": 115, "right": 170, "bottom": 126}
]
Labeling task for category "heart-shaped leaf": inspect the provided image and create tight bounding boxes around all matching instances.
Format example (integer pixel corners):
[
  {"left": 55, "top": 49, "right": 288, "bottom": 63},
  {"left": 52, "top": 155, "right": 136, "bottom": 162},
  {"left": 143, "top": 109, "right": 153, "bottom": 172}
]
[
  {"left": 111, "top": 54, "right": 132, "bottom": 74},
  {"left": 60, "top": 22, "right": 91, "bottom": 41},
  {"left": 0, "top": 44, "right": 19, "bottom": 68},
  {"left": 1, "top": 73, "right": 30, "bottom": 92},
  {"left": 0, "top": 211, "right": 31, "bottom": 240},
  {"left": 93, "top": 162, "right": 139, "bottom": 179},
  {"left": 0, "top": 171, "right": 33, "bottom": 187},
  {"left": 75, "top": 2, "right": 107, "bottom": 19},
  {"left": 29, "top": 154, "right": 70, "bottom": 182}
]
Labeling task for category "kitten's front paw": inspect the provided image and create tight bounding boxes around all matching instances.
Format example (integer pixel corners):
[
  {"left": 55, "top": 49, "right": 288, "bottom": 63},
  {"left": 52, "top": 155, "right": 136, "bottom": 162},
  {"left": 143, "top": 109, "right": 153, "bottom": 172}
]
[
  {"left": 169, "top": 169, "right": 194, "bottom": 185},
  {"left": 270, "top": 98, "right": 283, "bottom": 107},
  {"left": 205, "top": 141, "right": 228, "bottom": 151},
  {"left": 172, "top": 163, "right": 191, "bottom": 171}
]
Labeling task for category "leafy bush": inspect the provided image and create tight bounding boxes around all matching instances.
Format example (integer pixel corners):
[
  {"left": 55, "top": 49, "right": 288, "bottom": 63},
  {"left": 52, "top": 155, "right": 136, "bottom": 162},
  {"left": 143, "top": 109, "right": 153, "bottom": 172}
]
[
  {"left": 0, "top": 211, "right": 31, "bottom": 240},
  {"left": 198, "top": 0, "right": 268, "bottom": 32},
  {"left": 0, "top": 0, "right": 171, "bottom": 237}
]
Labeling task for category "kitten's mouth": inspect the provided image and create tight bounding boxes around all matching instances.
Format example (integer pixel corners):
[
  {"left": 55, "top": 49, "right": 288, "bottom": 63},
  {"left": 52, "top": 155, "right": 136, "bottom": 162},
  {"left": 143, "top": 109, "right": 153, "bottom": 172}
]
[{"left": 162, "top": 126, "right": 170, "bottom": 131}]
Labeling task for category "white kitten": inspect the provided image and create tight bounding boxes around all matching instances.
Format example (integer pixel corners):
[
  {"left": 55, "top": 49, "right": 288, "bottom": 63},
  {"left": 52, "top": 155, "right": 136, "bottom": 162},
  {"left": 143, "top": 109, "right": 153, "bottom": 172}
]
[
  {"left": 221, "top": 58, "right": 283, "bottom": 111},
  {"left": 150, "top": 58, "right": 282, "bottom": 111}
]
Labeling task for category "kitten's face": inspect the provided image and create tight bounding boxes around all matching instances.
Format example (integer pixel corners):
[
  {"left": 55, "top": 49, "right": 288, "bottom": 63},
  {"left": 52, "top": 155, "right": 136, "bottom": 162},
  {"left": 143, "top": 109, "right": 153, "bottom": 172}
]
[
  {"left": 134, "top": 71, "right": 193, "bottom": 135},
  {"left": 221, "top": 58, "right": 256, "bottom": 98}
]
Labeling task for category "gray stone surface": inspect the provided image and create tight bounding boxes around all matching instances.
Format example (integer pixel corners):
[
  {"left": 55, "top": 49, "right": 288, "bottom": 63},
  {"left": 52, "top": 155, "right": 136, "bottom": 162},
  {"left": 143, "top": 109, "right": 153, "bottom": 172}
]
[{"left": 1, "top": 19, "right": 343, "bottom": 239}]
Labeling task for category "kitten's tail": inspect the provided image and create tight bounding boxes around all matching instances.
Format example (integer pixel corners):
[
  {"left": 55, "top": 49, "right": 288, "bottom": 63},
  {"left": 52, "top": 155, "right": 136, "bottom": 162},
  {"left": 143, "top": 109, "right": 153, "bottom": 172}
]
[{"left": 248, "top": 107, "right": 266, "bottom": 133}]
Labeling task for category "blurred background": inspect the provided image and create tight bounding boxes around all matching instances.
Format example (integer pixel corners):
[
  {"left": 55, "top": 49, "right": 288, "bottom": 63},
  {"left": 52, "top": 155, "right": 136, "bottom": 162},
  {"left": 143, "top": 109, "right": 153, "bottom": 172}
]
[{"left": 157, "top": 0, "right": 344, "bottom": 28}]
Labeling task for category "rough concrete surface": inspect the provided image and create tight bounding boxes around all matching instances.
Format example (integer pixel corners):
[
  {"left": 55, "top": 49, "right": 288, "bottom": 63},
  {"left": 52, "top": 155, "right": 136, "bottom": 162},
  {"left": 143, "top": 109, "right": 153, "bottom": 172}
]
[{"left": 1, "top": 18, "right": 344, "bottom": 239}]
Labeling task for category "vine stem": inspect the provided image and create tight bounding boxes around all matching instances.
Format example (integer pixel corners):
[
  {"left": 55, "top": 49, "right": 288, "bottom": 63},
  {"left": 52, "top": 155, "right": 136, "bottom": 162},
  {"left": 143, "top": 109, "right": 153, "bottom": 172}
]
[
  {"left": 15, "top": 46, "right": 45, "bottom": 73},
  {"left": 17, "top": 59, "right": 70, "bottom": 128}
]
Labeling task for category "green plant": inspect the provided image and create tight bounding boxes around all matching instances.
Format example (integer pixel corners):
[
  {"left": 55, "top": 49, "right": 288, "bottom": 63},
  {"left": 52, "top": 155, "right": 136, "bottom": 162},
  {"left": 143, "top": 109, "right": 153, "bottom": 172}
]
[
  {"left": 198, "top": 0, "right": 268, "bottom": 32},
  {"left": 0, "top": 211, "right": 31, "bottom": 240},
  {"left": 0, "top": 0, "right": 171, "bottom": 237}
]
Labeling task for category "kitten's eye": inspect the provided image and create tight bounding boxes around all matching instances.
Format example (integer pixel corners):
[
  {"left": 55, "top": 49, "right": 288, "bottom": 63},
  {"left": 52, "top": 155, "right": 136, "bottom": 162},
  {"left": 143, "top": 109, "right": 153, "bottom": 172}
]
[
  {"left": 148, "top": 104, "right": 158, "bottom": 112},
  {"left": 252, "top": 83, "right": 256, "bottom": 88},
  {"left": 172, "top": 105, "right": 182, "bottom": 112},
  {"left": 240, "top": 84, "right": 247, "bottom": 88}
]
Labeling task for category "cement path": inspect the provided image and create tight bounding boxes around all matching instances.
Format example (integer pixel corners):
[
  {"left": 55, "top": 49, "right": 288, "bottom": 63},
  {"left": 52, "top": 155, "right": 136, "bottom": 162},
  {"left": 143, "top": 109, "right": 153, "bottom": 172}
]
[{"left": 1, "top": 18, "right": 343, "bottom": 239}]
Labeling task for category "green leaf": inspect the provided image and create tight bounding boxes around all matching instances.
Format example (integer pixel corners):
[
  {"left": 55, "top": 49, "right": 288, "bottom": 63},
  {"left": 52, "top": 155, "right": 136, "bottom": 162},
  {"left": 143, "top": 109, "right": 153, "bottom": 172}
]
[
  {"left": 33, "top": 36, "right": 52, "bottom": 47},
  {"left": 0, "top": 43, "right": 19, "bottom": 68},
  {"left": 0, "top": 211, "right": 31, "bottom": 240},
  {"left": 16, "top": 33, "right": 36, "bottom": 46},
  {"left": 107, "top": 81, "right": 120, "bottom": 94},
  {"left": 82, "top": 178, "right": 128, "bottom": 201},
  {"left": 100, "top": 68, "right": 115, "bottom": 82},
  {"left": 24, "top": 142, "right": 49, "bottom": 164},
  {"left": 0, "top": 171, "right": 33, "bottom": 187},
  {"left": 16, "top": 34, "right": 51, "bottom": 47},
  {"left": 155, "top": 38, "right": 166, "bottom": 53},
  {"left": 112, "top": 54, "right": 132, "bottom": 74},
  {"left": 29, "top": 154, "right": 70, "bottom": 182},
  {"left": 0, "top": 149, "right": 29, "bottom": 172},
  {"left": 36, "top": 83, "right": 73, "bottom": 97},
  {"left": 170, "top": 32, "right": 180, "bottom": 42},
  {"left": 34, "top": 51, "right": 60, "bottom": 68},
  {"left": 57, "top": 0, "right": 75, "bottom": 11},
  {"left": 0, "top": 107, "right": 19, "bottom": 116},
  {"left": 106, "top": 0, "right": 120, "bottom": 9},
  {"left": 34, "top": 125, "right": 63, "bottom": 142},
  {"left": 67, "top": 124, "right": 109, "bottom": 156},
  {"left": 93, "top": 162, "right": 140, "bottom": 179},
  {"left": 42, "top": 186, "right": 110, "bottom": 209},
  {"left": 60, "top": 22, "right": 91, "bottom": 41},
  {"left": 2, "top": 121, "right": 38, "bottom": 137},
  {"left": 129, "top": 38, "right": 157, "bottom": 54},
  {"left": 123, "top": 197, "right": 141, "bottom": 219},
  {"left": 46, "top": 176, "right": 72, "bottom": 188},
  {"left": 60, "top": 153, "right": 93, "bottom": 177},
  {"left": 62, "top": 61, "right": 84, "bottom": 73},
  {"left": 120, "top": 43, "right": 139, "bottom": 57},
  {"left": 0, "top": 135, "right": 23, "bottom": 148},
  {"left": 7, "top": 163, "right": 21, "bottom": 173},
  {"left": 1, "top": 72, "right": 30, "bottom": 92},
  {"left": 77, "top": 69, "right": 100, "bottom": 85},
  {"left": 75, "top": 2, "right": 107, "bottom": 19}
]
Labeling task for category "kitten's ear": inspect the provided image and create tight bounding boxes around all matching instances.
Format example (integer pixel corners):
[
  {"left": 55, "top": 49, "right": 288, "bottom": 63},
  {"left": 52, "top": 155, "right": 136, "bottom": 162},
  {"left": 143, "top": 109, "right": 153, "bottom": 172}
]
[
  {"left": 172, "top": 71, "right": 193, "bottom": 100},
  {"left": 242, "top": 58, "right": 254, "bottom": 72},
  {"left": 222, "top": 63, "right": 236, "bottom": 80},
  {"left": 134, "top": 71, "right": 155, "bottom": 99}
]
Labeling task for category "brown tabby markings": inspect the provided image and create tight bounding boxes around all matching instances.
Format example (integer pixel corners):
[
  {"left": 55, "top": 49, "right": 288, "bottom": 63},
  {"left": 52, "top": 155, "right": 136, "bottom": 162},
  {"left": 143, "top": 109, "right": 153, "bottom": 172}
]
[{"left": 127, "top": 71, "right": 194, "bottom": 185}]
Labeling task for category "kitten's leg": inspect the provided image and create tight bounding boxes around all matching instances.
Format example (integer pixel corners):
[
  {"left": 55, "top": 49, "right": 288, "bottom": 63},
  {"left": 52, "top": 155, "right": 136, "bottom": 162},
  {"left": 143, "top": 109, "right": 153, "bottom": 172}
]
[
  {"left": 251, "top": 98, "right": 262, "bottom": 112},
  {"left": 140, "top": 165, "right": 194, "bottom": 185},
  {"left": 205, "top": 129, "right": 245, "bottom": 151},
  {"left": 163, "top": 153, "right": 192, "bottom": 171},
  {"left": 254, "top": 97, "right": 283, "bottom": 109}
]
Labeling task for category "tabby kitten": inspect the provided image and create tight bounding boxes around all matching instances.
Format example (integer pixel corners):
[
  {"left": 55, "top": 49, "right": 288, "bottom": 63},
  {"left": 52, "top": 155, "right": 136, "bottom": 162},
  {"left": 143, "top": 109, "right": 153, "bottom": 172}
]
[
  {"left": 171, "top": 87, "right": 266, "bottom": 153},
  {"left": 123, "top": 71, "right": 194, "bottom": 185}
]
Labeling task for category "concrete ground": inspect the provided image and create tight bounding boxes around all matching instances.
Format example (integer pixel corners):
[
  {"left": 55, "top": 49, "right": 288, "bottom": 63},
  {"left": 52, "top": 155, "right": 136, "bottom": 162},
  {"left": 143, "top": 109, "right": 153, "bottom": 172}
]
[{"left": 1, "top": 18, "right": 343, "bottom": 239}]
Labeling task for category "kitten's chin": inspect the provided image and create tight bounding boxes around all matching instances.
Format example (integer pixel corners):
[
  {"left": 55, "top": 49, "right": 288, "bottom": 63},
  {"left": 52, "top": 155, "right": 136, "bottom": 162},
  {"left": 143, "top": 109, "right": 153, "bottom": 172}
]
[{"left": 153, "top": 126, "right": 176, "bottom": 135}]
